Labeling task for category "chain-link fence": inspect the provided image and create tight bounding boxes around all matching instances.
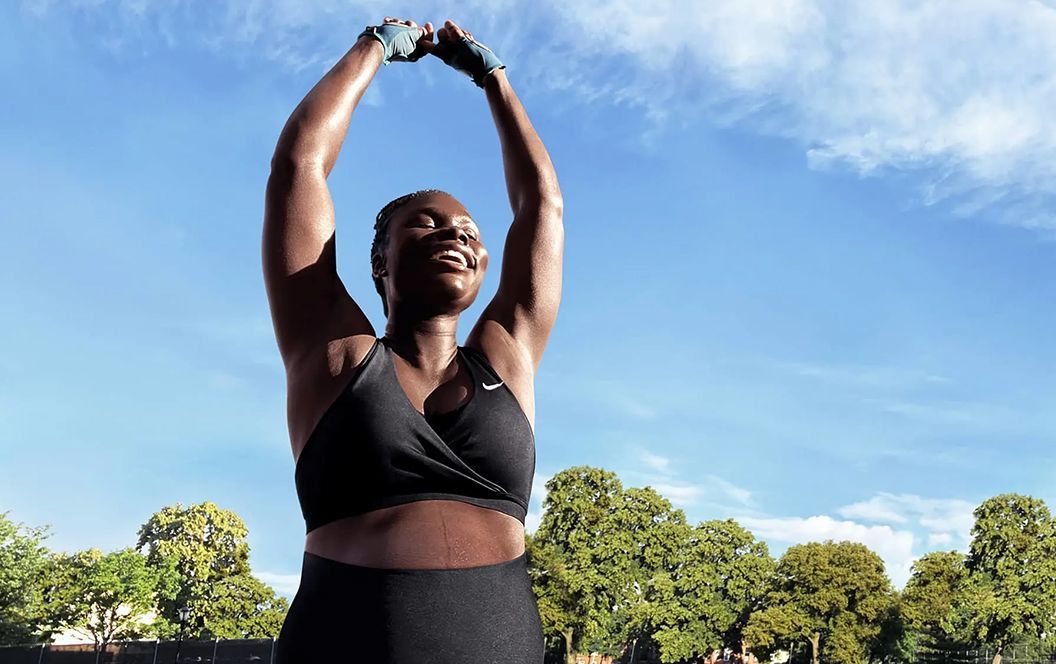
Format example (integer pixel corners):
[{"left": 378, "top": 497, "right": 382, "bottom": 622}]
[
  {"left": 6, "top": 642, "right": 1056, "bottom": 664},
  {"left": 912, "top": 646, "right": 1056, "bottom": 664},
  {"left": 0, "top": 639, "right": 275, "bottom": 664}
]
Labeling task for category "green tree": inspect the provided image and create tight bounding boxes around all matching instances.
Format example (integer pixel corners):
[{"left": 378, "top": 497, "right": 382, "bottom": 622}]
[
  {"left": 745, "top": 541, "right": 897, "bottom": 664},
  {"left": 530, "top": 466, "right": 628, "bottom": 663},
  {"left": 135, "top": 502, "right": 287, "bottom": 638},
  {"left": 963, "top": 494, "right": 1056, "bottom": 664},
  {"left": 197, "top": 572, "right": 288, "bottom": 638},
  {"left": 43, "top": 548, "right": 179, "bottom": 650},
  {"left": 700, "top": 520, "right": 775, "bottom": 656},
  {"left": 902, "top": 551, "right": 969, "bottom": 647},
  {"left": 636, "top": 519, "right": 775, "bottom": 664},
  {"left": 600, "top": 486, "right": 690, "bottom": 662},
  {"left": 528, "top": 467, "right": 775, "bottom": 664},
  {"left": 0, "top": 512, "right": 53, "bottom": 644}
]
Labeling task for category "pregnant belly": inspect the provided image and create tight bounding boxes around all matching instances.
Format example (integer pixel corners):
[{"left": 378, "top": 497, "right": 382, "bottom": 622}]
[{"left": 304, "top": 499, "right": 527, "bottom": 569}]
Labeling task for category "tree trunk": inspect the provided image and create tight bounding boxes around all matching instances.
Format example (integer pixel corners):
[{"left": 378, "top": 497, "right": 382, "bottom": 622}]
[
  {"left": 564, "top": 629, "right": 575, "bottom": 664},
  {"left": 809, "top": 633, "right": 820, "bottom": 664}
]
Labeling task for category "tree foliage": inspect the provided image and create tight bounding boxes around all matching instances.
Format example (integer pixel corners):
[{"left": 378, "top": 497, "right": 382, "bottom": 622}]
[
  {"left": 42, "top": 548, "right": 179, "bottom": 648},
  {"left": 963, "top": 494, "right": 1056, "bottom": 664},
  {"left": 528, "top": 466, "right": 776, "bottom": 664},
  {"left": 135, "top": 501, "right": 287, "bottom": 638},
  {"left": 902, "top": 551, "right": 970, "bottom": 646},
  {"left": 530, "top": 466, "right": 630, "bottom": 662},
  {"left": 744, "top": 541, "right": 897, "bottom": 664},
  {"left": 0, "top": 512, "right": 53, "bottom": 644}
]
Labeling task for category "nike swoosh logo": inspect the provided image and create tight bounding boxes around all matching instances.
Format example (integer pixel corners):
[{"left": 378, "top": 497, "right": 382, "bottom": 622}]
[{"left": 482, "top": 381, "right": 504, "bottom": 391}]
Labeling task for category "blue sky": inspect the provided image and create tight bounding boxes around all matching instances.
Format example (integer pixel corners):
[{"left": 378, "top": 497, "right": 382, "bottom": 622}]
[{"left": 2, "top": 0, "right": 1055, "bottom": 594}]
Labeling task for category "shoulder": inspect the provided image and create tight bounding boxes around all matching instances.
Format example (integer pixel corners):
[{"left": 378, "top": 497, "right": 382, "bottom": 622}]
[{"left": 464, "top": 324, "right": 533, "bottom": 386}]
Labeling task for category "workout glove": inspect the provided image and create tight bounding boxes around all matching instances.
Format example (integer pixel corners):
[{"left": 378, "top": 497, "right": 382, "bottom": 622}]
[
  {"left": 435, "top": 34, "right": 506, "bottom": 88},
  {"left": 359, "top": 22, "right": 427, "bottom": 64}
]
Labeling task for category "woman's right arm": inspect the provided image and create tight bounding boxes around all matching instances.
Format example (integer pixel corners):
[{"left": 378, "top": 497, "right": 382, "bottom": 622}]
[{"left": 261, "top": 34, "right": 384, "bottom": 368}]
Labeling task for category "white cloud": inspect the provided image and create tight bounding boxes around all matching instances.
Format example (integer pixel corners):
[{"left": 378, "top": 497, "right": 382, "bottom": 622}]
[
  {"left": 928, "top": 532, "right": 954, "bottom": 548},
  {"left": 742, "top": 514, "right": 918, "bottom": 587},
  {"left": 777, "top": 361, "right": 949, "bottom": 390},
  {"left": 29, "top": 1, "right": 1056, "bottom": 225},
  {"left": 837, "top": 492, "right": 976, "bottom": 548},
  {"left": 638, "top": 449, "right": 671, "bottom": 473},
  {"left": 650, "top": 482, "right": 703, "bottom": 507},
  {"left": 546, "top": 0, "right": 1056, "bottom": 227},
  {"left": 704, "top": 475, "right": 753, "bottom": 507},
  {"left": 525, "top": 471, "right": 551, "bottom": 534},
  {"left": 255, "top": 571, "right": 300, "bottom": 598}
]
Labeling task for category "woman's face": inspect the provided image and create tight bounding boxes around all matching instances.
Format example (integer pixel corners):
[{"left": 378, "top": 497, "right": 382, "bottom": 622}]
[{"left": 375, "top": 192, "right": 490, "bottom": 315}]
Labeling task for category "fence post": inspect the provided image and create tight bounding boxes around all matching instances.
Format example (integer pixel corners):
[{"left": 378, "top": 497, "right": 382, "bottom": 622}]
[{"left": 270, "top": 637, "right": 276, "bottom": 664}]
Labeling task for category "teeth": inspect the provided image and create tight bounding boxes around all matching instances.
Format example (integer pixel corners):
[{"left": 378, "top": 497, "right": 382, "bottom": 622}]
[{"left": 433, "top": 250, "right": 468, "bottom": 267}]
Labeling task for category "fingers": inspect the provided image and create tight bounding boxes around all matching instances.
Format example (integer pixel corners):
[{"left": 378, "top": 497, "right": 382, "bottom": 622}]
[
  {"left": 443, "top": 19, "right": 465, "bottom": 40},
  {"left": 409, "top": 22, "right": 436, "bottom": 59}
]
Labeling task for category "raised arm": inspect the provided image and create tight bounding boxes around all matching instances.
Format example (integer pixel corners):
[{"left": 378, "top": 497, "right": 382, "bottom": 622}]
[
  {"left": 480, "top": 66, "right": 564, "bottom": 371},
  {"left": 428, "top": 21, "right": 564, "bottom": 372},
  {"left": 262, "top": 18, "right": 432, "bottom": 367}
]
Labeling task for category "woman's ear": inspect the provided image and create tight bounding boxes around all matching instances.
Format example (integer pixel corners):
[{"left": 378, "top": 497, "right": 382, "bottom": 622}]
[{"left": 371, "top": 253, "right": 387, "bottom": 279}]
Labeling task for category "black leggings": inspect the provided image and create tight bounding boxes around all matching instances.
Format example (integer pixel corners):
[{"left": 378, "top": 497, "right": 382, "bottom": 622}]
[{"left": 276, "top": 551, "right": 544, "bottom": 663}]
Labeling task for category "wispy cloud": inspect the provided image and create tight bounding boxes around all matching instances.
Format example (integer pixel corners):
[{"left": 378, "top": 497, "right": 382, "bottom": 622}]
[
  {"left": 649, "top": 482, "right": 703, "bottom": 507},
  {"left": 838, "top": 492, "right": 976, "bottom": 549},
  {"left": 638, "top": 449, "right": 671, "bottom": 473},
  {"left": 27, "top": 1, "right": 1056, "bottom": 226},
  {"left": 255, "top": 571, "right": 300, "bottom": 599},
  {"left": 547, "top": 0, "right": 1056, "bottom": 228},
  {"left": 705, "top": 475, "right": 753, "bottom": 507},
  {"left": 776, "top": 360, "right": 949, "bottom": 390}
]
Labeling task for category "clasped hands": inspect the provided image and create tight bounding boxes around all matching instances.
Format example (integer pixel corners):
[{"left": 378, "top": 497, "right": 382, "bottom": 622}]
[{"left": 360, "top": 17, "right": 505, "bottom": 87}]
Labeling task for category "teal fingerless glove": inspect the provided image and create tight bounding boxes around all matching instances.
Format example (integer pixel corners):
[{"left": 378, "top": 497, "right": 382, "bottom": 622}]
[
  {"left": 436, "top": 34, "right": 505, "bottom": 87},
  {"left": 359, "top": 23, "right": 425, "bottom": 64}
]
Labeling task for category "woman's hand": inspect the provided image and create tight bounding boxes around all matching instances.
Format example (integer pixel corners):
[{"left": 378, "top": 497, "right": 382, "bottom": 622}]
[
  {"left": 424, "top": 19, "right": 506, "bottom": 87},
  {"left": 359, "top": 17, "right": 435, "bottom": 64}
]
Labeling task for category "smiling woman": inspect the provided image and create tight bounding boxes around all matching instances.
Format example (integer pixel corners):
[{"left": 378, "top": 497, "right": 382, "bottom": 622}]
[{"left": 261, "top": 14, "right": 562, "bottom": 664}]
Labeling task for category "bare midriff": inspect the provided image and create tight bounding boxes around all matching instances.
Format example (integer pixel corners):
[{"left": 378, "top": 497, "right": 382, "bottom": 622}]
[{"left": 304, "top": 499, "right": 526, "bottom": 569}]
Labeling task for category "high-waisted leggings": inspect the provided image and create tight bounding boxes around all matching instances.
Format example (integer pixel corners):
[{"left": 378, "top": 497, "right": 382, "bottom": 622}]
[{"left": 276, "top": 551, "right": 544, "bottom": 663}]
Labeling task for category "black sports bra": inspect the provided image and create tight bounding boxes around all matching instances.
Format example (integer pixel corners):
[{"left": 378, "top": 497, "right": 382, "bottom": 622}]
[{"left": 294, "top": 337, "right": 535, "bottom": 534}]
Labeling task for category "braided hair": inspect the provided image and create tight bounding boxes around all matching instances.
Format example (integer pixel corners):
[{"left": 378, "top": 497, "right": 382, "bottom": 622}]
[{"left": 371, "top": 189, "right": 451, "bottom": 317}]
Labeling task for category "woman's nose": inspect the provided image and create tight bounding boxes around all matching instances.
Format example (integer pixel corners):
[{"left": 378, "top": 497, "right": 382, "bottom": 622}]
[{"left": 448, "top": 226, "right": 470, "bottom": 243}]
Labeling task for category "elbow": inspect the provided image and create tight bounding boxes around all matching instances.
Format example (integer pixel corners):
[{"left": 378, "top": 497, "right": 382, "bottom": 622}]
[
  {"left": 535, "top": 191, "right": 563, "bottom": 221},
  {"left": 270, "top": 150, "right": 326, "bottom": 178},
  {"left": 518, "top": 180, "right": 563, "bottom": 219},
  {"left": 545, "top": 191, "right": 563, "bottom": 217},
  {"left": 270, "top": 130, "right": 328, "bottom": 175}
]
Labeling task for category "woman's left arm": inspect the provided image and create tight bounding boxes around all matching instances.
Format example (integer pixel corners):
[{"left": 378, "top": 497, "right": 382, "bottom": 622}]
[{"left": 480, "top": 67, "right": 564, "bottom": 371}]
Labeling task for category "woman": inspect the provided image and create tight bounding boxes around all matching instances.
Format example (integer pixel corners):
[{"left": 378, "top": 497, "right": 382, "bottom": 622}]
[{"left": 262, "top": 15, "right": 563, "bottom": 663}]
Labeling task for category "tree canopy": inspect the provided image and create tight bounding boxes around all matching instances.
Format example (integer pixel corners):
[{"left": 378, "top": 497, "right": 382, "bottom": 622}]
[
  {"left": 42, "top": 548, "right": 179, "bottom": 648},
  {"left": 136, "top": 501, "right": 288, "bottom": 639},
  {"left": 743, "top": 541, "right": 897, "bottom": 664},
  {"left": 0, "top": 512, "right": 53, "bottom": 645}
]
